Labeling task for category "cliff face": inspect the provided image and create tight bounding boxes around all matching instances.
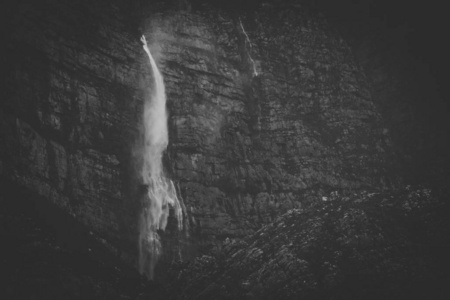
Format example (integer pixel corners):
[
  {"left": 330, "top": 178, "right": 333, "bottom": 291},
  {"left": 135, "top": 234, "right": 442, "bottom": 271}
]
[
  {"left": 144, "top": 7, "right": 393, "bottom": 252},
  {"left": 2, "top": 0, "right": 144, "bottom": 259},
  {"left": 2, "top": 0, "right": 394, "bottom": 268}
]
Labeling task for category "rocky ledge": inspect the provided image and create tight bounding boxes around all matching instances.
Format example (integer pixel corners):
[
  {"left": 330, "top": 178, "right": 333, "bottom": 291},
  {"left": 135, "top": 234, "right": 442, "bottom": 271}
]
[{"left": 160, "top": 186, "right": 450, "bottom": 299}]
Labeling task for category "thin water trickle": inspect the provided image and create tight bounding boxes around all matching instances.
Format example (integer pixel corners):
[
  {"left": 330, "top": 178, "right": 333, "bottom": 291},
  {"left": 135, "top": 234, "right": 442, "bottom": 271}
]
[{"left": 239, "top": 19, "right": 258, "bottom": 77}]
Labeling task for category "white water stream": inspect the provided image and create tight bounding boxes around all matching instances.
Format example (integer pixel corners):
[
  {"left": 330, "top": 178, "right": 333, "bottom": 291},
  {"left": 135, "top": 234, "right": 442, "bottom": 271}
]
[{"left": 138, "top": 35, "right": 183, "bottom": 279}]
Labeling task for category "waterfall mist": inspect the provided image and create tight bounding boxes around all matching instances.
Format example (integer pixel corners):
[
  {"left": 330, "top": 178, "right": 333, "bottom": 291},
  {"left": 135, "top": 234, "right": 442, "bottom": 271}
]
[{"left": 138, "top": 35, "right": 183, "bottom": 279}]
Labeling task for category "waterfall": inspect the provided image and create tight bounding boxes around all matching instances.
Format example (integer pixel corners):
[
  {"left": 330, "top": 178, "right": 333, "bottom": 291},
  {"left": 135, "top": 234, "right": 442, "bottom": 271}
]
[
  {"left": 239, "top": 19, "right": 258, "bottom": 77},
  {"left": 138, "top": 35, "right": 183, "bottom": 279}
]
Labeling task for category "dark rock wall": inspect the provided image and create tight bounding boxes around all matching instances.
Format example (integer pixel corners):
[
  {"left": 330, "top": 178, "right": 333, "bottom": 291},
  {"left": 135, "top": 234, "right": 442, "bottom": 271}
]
[
  {"left": 140, "top": 6, "right": 394, "bottom": 252},
  {"left": 1, "top": 0, "right": 144, "bottom": 260},
  {"left": 2, "top": 0, "right": 396, "bottom": 267}
]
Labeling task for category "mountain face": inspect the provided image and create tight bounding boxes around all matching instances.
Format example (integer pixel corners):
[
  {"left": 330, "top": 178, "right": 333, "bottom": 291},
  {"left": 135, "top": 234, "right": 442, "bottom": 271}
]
[
  {"left": 2, "top": 0, "right": 405, "bottom": 276},
  {"left": 145, "top": 7, "right": 396, "bottom": 256}
]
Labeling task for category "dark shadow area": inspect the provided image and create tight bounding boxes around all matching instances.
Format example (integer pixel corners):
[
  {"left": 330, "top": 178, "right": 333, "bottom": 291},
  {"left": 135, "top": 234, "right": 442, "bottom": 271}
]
[{"left": 0, "top": 178, "right": 150, "bottom": 300}]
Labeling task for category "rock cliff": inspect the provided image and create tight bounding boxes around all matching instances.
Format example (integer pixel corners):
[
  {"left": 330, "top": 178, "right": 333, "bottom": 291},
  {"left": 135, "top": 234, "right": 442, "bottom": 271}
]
[
  {"left": 141, "top": 6, "right": 394, "bottom": 257},
  {"left": 2, "top": 0, "right": 145, "bottom": 262},
  {"left": 1, "top": 0, "right": 427, "bottom": 279}
]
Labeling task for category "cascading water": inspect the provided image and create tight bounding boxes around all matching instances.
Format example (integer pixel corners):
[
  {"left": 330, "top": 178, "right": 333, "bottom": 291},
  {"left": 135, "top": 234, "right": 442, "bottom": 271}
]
[
  {"left": 138, "top": 35, "right": 183, "bottom": 279},
  {"left": 239, "top": 19, "right": 258, "bottom": 77}
]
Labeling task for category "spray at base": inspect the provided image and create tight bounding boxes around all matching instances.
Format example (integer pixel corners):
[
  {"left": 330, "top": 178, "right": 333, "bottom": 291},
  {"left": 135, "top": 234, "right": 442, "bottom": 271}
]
[{"left": 138, "top": 35, "right": 183, "bottom": 279}]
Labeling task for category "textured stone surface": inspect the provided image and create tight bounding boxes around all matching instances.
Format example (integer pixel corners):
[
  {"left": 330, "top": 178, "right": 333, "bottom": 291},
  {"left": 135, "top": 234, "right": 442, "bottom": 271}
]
[
  {"left": 163, "top": 187, "right": 450, "bottom": 299},
  {"left": 2, "top": 0, "right": 145, "bottom": 262},
  {"left": 139, "top": 6, "right": 393, "bottom": 252},
  {"left": 2, "top": 0, "right": 397, "bottom": 270},
  {"left": 2, "top": 2, "right": 450, "bottom": 299}
]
